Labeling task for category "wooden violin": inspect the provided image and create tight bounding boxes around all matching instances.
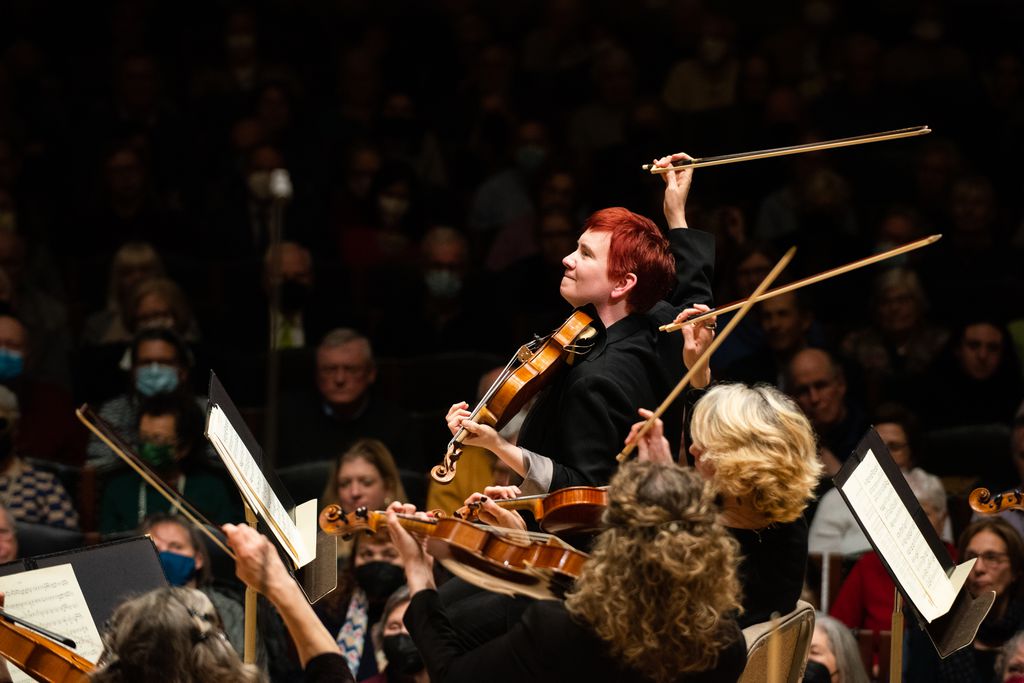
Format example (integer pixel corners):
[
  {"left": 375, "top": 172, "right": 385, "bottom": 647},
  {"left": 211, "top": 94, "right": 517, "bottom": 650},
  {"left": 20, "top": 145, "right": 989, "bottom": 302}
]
[
  {"left": 0, "top": 614, "right": 93, "bottom": 683},
  {"left": 319, "top": 504, "right": 588, "bottom": 600},
  {"left": 455, "top": 486, "right": 608, "bottom": 535},
  {"left": 968, "top": 487, "right": 1024, "bottom": 515},
  {"left": 431, "top": 309, "right": 597, "bottom": 484}
]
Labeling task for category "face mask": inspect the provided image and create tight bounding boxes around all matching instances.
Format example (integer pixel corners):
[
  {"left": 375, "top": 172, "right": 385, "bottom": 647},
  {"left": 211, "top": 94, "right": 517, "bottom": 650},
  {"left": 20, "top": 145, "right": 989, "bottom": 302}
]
[
  {"left": 354, "top": 561, "right": 406, "bottom": 602},
  {"left": 158, "top": 550, "right": 197, "bottom": 586},
  {"left": 140, "top": 441, "right": 176, "bottom": 469},
  {"left": 515, "top": 145, "right": 547, "bottom": 173},
  {"left": 424, "top": 269, "right": 462, "bottom": 298},
  {"left": 0, "top": 349, "right": 23, "bottom": 381},
  {"left": 135, "top": 363, "right": 180, "bottom": 396},
  {"left": 377, "top": 196, "right": 409, "bottom": 227},
  {"left": 0, "top": 433, "right": 12, "bottom": 461},
  {"left": 382, "top": 633, "right": 424, "bottom": 675},
  {"left": 278, "top": 279, "right": 311, "bottom": 314}
]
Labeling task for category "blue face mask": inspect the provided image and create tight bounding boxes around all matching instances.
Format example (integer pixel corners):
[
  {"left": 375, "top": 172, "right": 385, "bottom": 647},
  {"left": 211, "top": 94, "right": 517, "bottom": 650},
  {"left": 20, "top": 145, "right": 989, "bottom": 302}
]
[
  {"left": 135, "top": 363, "right": 179, "bottom": 396},
  {"left": 158, "top": 550, "right": 197, "bottom": 586},
  {"left": 0, "top": 349, "right": 24, "bottom": 381}
]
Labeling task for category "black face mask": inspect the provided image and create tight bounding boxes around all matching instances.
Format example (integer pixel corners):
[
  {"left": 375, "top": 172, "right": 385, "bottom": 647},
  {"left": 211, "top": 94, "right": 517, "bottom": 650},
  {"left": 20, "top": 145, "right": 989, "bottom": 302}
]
[
  {"left": 382, "top": 633, "right": 424, "bottom": 675},
  {"left": 354, "top": 561, "right": 406, "bottom": 602},
  {"left": 278, "top": 279, "right": 311, "bottom": 314}
]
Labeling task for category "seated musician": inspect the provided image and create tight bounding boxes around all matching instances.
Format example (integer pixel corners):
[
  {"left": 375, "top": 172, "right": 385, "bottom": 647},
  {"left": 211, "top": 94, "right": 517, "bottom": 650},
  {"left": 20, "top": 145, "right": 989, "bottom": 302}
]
[
  {"left": 388, "top": 461, "right": 747, "bottom": 683},
  {"left": 81, "top": 522, "right": 353, "bottom": 683},
  {"left": 625, "top": 382, "right": 821, "bottom": 627},
  {"left": 446, "top": 154, "right": 716, "bottom": 496}
]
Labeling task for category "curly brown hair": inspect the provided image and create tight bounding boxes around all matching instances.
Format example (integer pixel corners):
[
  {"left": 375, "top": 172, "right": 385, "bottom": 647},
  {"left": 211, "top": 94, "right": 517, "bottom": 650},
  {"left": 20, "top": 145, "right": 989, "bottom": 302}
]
[{"left": 565, "top": 462, "right": 742, "bottom": 683}]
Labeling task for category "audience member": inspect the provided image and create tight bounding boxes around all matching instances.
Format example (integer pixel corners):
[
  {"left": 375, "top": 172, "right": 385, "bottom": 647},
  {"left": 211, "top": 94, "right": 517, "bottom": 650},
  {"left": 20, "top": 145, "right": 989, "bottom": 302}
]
[
  {"left": 322, "top": 438, "right": 408, "bottom": 514},
  {"left": 87, "top": 327, "right": 202, "bottom": 462},
  {"left": 127, "top": 276, "right": 202, "bottom": 343},
  {"left": 99, "top": 392, "right": 240, "bottom": 533},
  {"left": 996, "top": 630, "right": 1024, "bottom": 683},
  {"left": 80, "top": 241, "right": 165, "bottom": 345},
  {"left": 907, "top": 518, "right": 1024, "bottom": 681},
  {"left": 0, "top": 314, "right": 86, "bottom": 465},
  {"left": 0, "top": 387, "right": 78, "bottom": 530},
  {"left": 841, "top": 267, "right": 948, "bottom": 408},
  {"left": 140, "top": 514, "right": 246, "bottom": 651},
  {"left": 361, "top": 585, "right": 427, "bottom": 683},
  {"left": 918, "top": 317, "right": 1023, "bottom": 429},
  {"left": 315, "top": 528, "right": 406, "bottom": 681},
  {"left": 274, "top": 329, "right": 421, "bottom": 468},
  {"left": 0, "top": 504, "right": 18, "bottom": 563},
  {"left": 809, "top": 614, "right": 870, "bottom": 683},
  {"left": 786, "top": 348, "right": 869, "bottom": 469},
  {"left": 0, "top": 228, "right": 72, "bottom": 388},
  {"left": 809, "top": 404, "right": 949, "bottom": 554},
  {"left": 723, "top": 291, "right": 814, "bottom": 386}
]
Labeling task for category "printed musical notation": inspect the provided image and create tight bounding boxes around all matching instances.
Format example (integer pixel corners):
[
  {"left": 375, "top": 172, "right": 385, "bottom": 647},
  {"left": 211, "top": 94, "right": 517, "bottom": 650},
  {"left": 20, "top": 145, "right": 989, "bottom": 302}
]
[{"left": 0, "top": 563, "right": 103, "bottom": 683}]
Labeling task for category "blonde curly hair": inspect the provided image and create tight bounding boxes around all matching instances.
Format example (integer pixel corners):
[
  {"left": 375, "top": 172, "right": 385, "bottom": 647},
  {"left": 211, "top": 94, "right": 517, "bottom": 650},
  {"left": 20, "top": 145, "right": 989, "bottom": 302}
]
[
  {"left": 691, "top": 383, "right": 822, "bottom": 524},
  {"left": 565, "top": 462, "right": 742, "bottom": 683}
]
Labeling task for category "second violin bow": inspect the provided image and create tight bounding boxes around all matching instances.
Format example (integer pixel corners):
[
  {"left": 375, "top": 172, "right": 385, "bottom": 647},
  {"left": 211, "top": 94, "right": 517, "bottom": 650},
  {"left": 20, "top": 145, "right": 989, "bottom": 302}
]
[
  {"left": 643, "top": 126, "right": 930, "bottom": 173},
  {"left": 617, "top": 246, "right": 795, "bottom": 462},
  {"left": 660, "top": 234, "right": 941, "bottom": 334}
]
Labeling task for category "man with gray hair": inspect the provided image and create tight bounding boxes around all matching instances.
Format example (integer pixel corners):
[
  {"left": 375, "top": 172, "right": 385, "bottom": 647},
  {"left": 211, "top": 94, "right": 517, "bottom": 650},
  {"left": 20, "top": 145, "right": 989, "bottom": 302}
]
[{"left": 274, "top": 328, "right": 421, "bottom": 468}]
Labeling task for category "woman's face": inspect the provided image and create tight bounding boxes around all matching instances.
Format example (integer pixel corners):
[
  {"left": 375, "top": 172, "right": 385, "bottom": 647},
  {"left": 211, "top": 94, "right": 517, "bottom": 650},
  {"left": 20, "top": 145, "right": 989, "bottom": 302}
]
[
  {"left": 337, "top": 456, "right": 390, "bottom": 511},
  {"left": 809, "top": 626, "right": 839, "bottom": 681},
  {"left": 876, "top": 422, "right": 911, "bottom": 470},
  {"left": 353, "top": 536, "right": 402, "bottom": 568},
  {"left": 383, "top": 599, "right": 411, "bottom": 636},
  {"left": 966, "top": 529, "right": 1016, "bottom": 597}
]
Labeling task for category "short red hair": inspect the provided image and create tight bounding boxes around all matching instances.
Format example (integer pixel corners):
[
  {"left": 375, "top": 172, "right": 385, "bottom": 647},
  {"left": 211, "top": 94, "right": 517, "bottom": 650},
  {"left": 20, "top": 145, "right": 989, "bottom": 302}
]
[{"left": 582, "top": 207, "right": 674, "bottom": 312}]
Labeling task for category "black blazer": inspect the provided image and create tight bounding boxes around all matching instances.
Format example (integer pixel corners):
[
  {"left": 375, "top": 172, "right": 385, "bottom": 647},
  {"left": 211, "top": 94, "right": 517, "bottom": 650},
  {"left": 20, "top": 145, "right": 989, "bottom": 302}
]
[
  {"left": 516, "top": 228, "right": 716, "bottom": 490},
  {"left": 405, "top": 589, "right": 746, "bottom": 683}
]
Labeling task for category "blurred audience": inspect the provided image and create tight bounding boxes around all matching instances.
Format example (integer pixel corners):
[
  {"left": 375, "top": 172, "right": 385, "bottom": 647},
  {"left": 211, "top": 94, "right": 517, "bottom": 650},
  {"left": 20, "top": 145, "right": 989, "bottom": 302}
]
[
  {"left": 0, "top": 504, "right": 16, "bottom": 563},
  {"left": 0, "top": 387, "right": 78, "bottom": 530},
  {"left": 808, "top": 613, "right": 870, "bottom": 683},
  {"left": 100, "top": 392, "right": 240, "bottom": 533},
  {"left": 80, "top": 241, "right": 165, "bottom": 346},
  {"left": 275, "top": 329, "right": 420, "bottom": 468}
]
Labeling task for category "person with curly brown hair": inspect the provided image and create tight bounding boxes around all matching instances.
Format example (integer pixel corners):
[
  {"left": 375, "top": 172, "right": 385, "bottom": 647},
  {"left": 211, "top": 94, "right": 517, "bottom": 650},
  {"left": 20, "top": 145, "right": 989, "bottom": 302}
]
[{"left": 386, "top": 461, "right": 747, "bottom": 683}]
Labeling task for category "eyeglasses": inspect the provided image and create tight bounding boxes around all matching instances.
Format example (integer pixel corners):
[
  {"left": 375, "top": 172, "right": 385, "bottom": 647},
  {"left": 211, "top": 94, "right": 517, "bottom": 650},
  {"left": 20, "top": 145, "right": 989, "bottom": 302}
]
[
  {"left": 965, "top": 550, "right": 1010, "bottom": 566},
  {"left": 318, "top": 364, "right": 370, "bottom": 378}
]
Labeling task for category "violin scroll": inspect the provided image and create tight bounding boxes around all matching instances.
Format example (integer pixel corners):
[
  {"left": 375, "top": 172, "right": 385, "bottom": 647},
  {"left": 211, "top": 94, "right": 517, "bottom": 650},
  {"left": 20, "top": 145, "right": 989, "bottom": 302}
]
[
  {"left": 318, "top": 504, "right": 377, "bottom": 537},
  {"left": 969, "top": 487, "right": 1024, "bottom": 515},
  {"left": 430, "top": 444, "right": 461, "bottom": 484}
]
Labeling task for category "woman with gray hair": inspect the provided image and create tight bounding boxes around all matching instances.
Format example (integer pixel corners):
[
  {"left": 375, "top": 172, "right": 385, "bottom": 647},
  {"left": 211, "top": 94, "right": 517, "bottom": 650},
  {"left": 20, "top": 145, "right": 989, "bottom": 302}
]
[{"left": 809, "top": 614, "right": 870, "bottom": 683}]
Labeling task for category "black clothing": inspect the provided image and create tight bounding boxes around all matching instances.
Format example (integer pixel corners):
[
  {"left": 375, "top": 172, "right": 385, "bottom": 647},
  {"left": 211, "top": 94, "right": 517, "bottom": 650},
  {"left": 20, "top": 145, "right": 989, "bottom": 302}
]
[
  {"left": 405, "top": 589, "right": 746, "bottom": 683},
  {"left": 730, "top": 517, "right": 808, "bottom": 628},
  {"left": 517, "top": 229, "right": 715, "bottom": 490},
  {"left": 304, "top": 652, "right": 355, "bottom": 683},
  {"left": 274, "top": 389, "right": 423, "bottom": 468}
]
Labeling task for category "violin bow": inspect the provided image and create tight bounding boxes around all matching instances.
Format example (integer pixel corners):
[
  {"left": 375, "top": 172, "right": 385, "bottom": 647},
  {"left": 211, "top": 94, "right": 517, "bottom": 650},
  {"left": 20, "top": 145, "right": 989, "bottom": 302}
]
[
  {"left": 660, "top": 235, "right": 942, "bottom": 334},
  {"left": 642, "top": 126, "right": 930, "bottom": 173},
  {"left": 617, "top": 246, "right": 795, "bottom": 462},
  {"left": 76, "top": 405, "right": 237, "bottom": 560}
]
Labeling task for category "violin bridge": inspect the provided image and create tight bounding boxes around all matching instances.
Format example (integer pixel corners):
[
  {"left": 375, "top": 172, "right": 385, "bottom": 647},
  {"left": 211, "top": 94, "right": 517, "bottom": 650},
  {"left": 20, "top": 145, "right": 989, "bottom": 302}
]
[{"left": 516, "top": 345, "right": 534, "bottom": 363}]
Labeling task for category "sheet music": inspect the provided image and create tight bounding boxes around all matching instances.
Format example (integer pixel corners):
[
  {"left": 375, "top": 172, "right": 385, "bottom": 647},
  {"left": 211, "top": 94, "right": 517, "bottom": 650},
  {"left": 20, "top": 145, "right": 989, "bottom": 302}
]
[
  {"left": 0, "top": 564, "right": 103, "bottom": 682},
  {"left": 842, "top": 449, "right": 971, "bottom": 622},
  {"left": 207, "top": 405, "right": 313, "bottom": 567}
]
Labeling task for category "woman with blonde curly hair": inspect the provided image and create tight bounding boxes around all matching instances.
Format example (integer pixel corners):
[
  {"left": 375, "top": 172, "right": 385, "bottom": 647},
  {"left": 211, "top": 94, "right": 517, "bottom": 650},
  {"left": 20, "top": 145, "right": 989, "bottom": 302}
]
[
  {"left": 631, "top": 382, "right": 822, "bottom": 627},
  {"left": 385, "top": 462, "right": 748, "bottom": 683}
]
